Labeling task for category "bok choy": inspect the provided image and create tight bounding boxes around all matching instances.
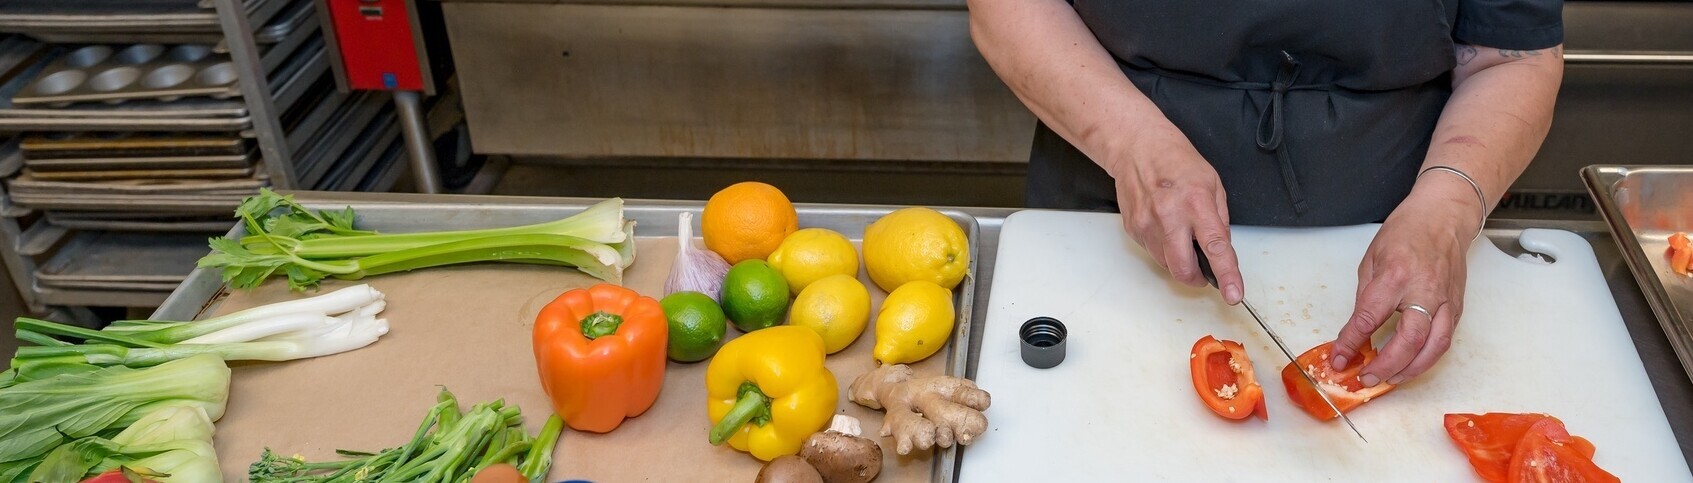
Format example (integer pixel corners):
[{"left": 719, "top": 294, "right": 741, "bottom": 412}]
[
  {"left": 0, "top": 355, "right": 230, "bottom": 476},
  {"left": 25, "top": 404, "right": 220, "bottom": 483},
  {"left": 197, "top": 189, "right": 637, "bottom": 291}
]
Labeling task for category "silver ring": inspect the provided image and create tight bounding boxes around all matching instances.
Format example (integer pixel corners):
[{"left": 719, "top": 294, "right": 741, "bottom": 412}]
[{"left": 1402, "top": 303, "right": 1433, "bottom": 320}]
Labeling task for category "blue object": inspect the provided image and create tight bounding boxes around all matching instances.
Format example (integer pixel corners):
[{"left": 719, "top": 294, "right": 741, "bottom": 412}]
[{"left": 382, "top": 72, "right": 398, "bottom": 89}]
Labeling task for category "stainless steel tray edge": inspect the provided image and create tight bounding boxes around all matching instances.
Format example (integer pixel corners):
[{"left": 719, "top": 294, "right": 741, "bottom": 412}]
[
  {"left": 1583, "top": 165, "right": 1693, "bottom": 386},
  {"left": 148, "top": 192, "right": 982, "bottom": 483}
]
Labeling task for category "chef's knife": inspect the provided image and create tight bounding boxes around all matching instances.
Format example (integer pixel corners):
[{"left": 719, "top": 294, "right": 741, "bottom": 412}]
[{"left": 1190, "top": 242, "right": 1368, "bottom": 442}]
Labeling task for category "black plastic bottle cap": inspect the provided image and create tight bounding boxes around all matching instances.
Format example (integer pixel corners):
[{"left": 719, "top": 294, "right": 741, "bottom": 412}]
[{"left": 1020, "top": 317, "right": 1067, "bottom": 369}]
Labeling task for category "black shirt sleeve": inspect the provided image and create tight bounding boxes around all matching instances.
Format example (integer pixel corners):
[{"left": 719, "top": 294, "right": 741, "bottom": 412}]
[{"left": 1453, "top": 0, "right": 1565, "bottom": 50}]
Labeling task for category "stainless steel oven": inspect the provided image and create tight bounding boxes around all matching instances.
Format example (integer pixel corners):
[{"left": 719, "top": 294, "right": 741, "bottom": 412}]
[
  {"left": 439, "top": 0, "right": 1693, "bottom": 217},
  {"left": 1498, "top": 1, "right": 1693, "bottom": 219}
]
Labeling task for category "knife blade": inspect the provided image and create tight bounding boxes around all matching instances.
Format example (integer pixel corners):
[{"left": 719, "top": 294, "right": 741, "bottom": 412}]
[{"left": 1190, "top": 242, "right": 1368, "bottom": 442}]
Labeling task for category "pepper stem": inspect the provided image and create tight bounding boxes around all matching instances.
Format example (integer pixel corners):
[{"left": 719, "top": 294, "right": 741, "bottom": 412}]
[
  {"left": 580, "top": 312, "right": 623, "bottom": 339},
  {"left": 709, "top": 382, "right": 771, "bottom": 445}
]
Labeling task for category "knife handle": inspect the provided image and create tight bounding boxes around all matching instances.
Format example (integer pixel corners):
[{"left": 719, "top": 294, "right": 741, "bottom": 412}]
[{"left": 1191, "top": 240, "right": 1220, "bottom": 289}]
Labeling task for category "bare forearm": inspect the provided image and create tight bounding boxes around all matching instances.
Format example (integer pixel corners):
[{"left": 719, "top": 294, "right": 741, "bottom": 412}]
[
  {"left": 1408, "top": 44, "right": 1565, "bottom": 235},
  {"left": 966, "top": 0, "right": 1183, "bottom": 170}
]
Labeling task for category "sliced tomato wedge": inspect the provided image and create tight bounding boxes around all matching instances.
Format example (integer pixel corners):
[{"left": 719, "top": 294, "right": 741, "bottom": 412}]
[
  {"left": 1281, "top": 341, "right": 1396, "bottom": 421},
  {"left": 1507, "top": 419, "right": 1619, "bottom": 483},
  {"left": 1445, "top": 413, "right": 1597, "bottom": 482},
  {"left": 1190, "top": 335, "right": 1267, "bottom": 421}
]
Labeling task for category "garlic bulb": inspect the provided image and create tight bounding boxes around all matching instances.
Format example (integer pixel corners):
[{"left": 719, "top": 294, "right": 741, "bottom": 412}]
[{"left": 665, "top": 212, "right": 731, "bottom": 300}]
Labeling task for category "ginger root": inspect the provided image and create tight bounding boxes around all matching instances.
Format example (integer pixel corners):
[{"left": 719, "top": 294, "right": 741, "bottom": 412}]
[{"left": 847, "top": 364, "right": 991, "bottom": 455}]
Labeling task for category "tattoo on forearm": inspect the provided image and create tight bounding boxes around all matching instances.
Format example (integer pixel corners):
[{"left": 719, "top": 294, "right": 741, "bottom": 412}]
[
  {"left": 1498, "top": 48, "right": 1542, "bottom": 59},
  {"left": 1455, "top": 45, "right": 1478, "bottom": 65}
]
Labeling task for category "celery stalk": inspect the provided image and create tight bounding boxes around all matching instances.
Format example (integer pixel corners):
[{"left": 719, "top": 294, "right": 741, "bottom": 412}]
[
  {"left": 200, "top": 193, "right": 634, "bottom": 291},
  {"left": 342, "top": 234, "right": 623, "bottom": 283},
  {"left": 242, "top": 198, "right": 628, "bottom": 259}
]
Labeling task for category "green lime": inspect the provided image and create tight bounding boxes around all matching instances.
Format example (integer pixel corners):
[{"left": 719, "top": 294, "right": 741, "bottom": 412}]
[
  {"left": 660, "top": 291, "right": 727, "bottom": 362},
  {"left": 721, "top": 260, "right": 791, "bottom": 332}
]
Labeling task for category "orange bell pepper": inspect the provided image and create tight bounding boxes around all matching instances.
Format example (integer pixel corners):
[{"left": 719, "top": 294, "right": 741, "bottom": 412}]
[{"left": 533, "top": 283, "right": 668, "bottom": 433}]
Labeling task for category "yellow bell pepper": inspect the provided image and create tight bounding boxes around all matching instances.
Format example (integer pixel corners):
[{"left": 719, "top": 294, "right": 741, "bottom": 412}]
[{"left": 705, "top": 326, "right": 839, "bottom": 461}]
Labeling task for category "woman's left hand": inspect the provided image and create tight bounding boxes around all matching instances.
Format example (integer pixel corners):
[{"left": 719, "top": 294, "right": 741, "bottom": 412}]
[{"left": 1329, "top": 178, "right": 1484, "bottom": 387}]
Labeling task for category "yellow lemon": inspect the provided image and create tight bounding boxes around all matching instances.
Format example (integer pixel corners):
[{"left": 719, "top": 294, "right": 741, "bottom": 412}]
[
  {"left": 788, "top": 274, "right": 872, "bottom": 354},
  {"left": 766, "top": 228, "right": 860, "bottom": 293},
  {"left": 872, "top": 281, "right": 955, "bottom": 364},
  {"left": 862, "top": 207, "right": 969, "bottom": 293}
]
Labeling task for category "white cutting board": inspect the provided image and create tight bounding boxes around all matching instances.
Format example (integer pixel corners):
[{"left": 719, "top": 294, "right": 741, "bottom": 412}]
[{"left": 962, "top": 210, "right": 1690, "bottom": 482}]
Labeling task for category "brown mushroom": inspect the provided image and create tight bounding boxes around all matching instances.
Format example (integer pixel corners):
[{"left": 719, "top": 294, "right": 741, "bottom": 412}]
[
  {"left": 799, "top": 415, "right": 883, "bottom": 483},
  {"left": 756, "top": 455, "right": 825, "bottom": 483}
]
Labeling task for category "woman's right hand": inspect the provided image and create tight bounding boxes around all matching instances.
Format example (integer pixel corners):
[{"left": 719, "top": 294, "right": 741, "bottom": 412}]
[{"left": 1106, "top": 126, "right": 1245, "bottom": 304}]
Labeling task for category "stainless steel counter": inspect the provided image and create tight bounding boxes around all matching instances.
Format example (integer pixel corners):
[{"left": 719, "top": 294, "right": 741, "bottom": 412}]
[{"left": 151, "top": 194, "right": 1692, "bottom": 469}]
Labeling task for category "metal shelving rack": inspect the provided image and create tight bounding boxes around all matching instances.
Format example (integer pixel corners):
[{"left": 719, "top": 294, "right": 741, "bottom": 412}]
[{"left": 0, "top": 0, "right": 410, "bottom": 317}]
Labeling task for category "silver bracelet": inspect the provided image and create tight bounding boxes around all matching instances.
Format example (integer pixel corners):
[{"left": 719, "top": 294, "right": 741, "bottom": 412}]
[{"left": 1417, "top": 165, "right": 1487, "bottom": 240}]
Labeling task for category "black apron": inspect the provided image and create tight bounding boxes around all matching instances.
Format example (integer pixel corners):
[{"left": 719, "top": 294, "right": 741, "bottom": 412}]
[{"left": 1027, "top": 1, "right": 1462, "bottom": 226}]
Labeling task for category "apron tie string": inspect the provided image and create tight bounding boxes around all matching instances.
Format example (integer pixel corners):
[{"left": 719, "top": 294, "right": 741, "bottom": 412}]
[
  {"left": 1255, "top": 51, "right": 1309, "bottom": 214},
  {"left": 1124, "top": 53, "right": 1325, "bottom": 215}
]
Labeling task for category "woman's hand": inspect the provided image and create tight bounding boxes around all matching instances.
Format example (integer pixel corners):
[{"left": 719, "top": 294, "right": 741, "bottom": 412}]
[
  {"left": 1329, "top": 177, "right": 1483, "bottom": 386},
  {"left": 1106, "top": 126, "right": 1245, "bottom": 304}
]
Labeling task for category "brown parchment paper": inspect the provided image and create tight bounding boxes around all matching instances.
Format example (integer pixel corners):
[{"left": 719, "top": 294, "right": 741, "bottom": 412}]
[{"left": 211, "top": 237, "right": 950, "bottom": 483}]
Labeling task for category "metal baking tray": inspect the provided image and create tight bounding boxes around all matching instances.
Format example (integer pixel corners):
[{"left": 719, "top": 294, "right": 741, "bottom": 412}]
[
  {"left": 27, "top": 165, "right": 254, "bottom": 181},
  {"left": 41, "top": 280, "right": 186, "bottom": 291},
  {"left": 18, "top": 0, "right": 295, "bottom": 45},
  {"left": 0, "top": 49, "right": 252, "bottom": 130},
  {"left": 0, "top": 35, "right": 47, "bottom": 83},
  {"left": 0, "top": 47, "right": 247, "bottom": 114},
  {"left": 0, "top": 0, "right": 282, "bottom": 31},
  {"left": 0, "top": 0, "right": 216, "bottom": 29},
  {"left": 35, "top": 230, "right": 204, "bottom": 286},
  {"left": 46, "top": 212, "right": 233, "bottom": 232},
  {"left": 24, "top": 32, "right": 221, "bottom": 45},
  {"left": 354, "top": 142, "right": 406, "bottom": 192},
  {"left": 283, "top": 84, "right": 351, "bottom": 153},
  {"left": 255, "top": 0, "right": 315, "bottom": 44},
  {"left": 8, "top": 194, "right": 248, "bottom": 213},
  {"left": 296, "top": 97, "right": 390, "bottom": 187},
  {"left": 260, "top": 5, "right": 319, "bottom": 75},
  {"left": 26, "top": 153, "right": 251, "bottom": 172},
  {"left": 316, "top": 121, "right": 399, "bottom": 191},
  {"left": 10, "top": 170, "right": 261, "bottom": 187},
  {"left": 150, "top": 193, "right": 981, "bottom": 483},
  {"left": 0, "top": 136, "right": 22, "bottom": 178},
  {"left": 0, "top": 97, "right": 249, "bottom": 119},
  {"left": 269, "top": 36, "right": 328, "bottom": 114},
  {"left": 1584, "top": 165, "right": 1693, "bottom": 386},
  {"left": 13, "top": 44, "right": 239, "bottom": 106},
  {"left": 22, "top": 133, "right": 248, "bottom": 160},
  {"left": 0, "top": 115, "right": 251, "bottom": 132}
]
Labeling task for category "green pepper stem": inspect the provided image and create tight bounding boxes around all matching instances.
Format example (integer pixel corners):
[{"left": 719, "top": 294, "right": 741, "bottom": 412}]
[
  {"left": 709, "top": 385, "right": 770, "bottom": 446},
  {"left": 580, "top": 312, "right": 623, "bottom": 340}
]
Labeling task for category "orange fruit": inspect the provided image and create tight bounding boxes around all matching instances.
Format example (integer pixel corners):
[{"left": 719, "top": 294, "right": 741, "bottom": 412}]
[{"left": 702, "top": 182, "right": 799, "bottom": 264}]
